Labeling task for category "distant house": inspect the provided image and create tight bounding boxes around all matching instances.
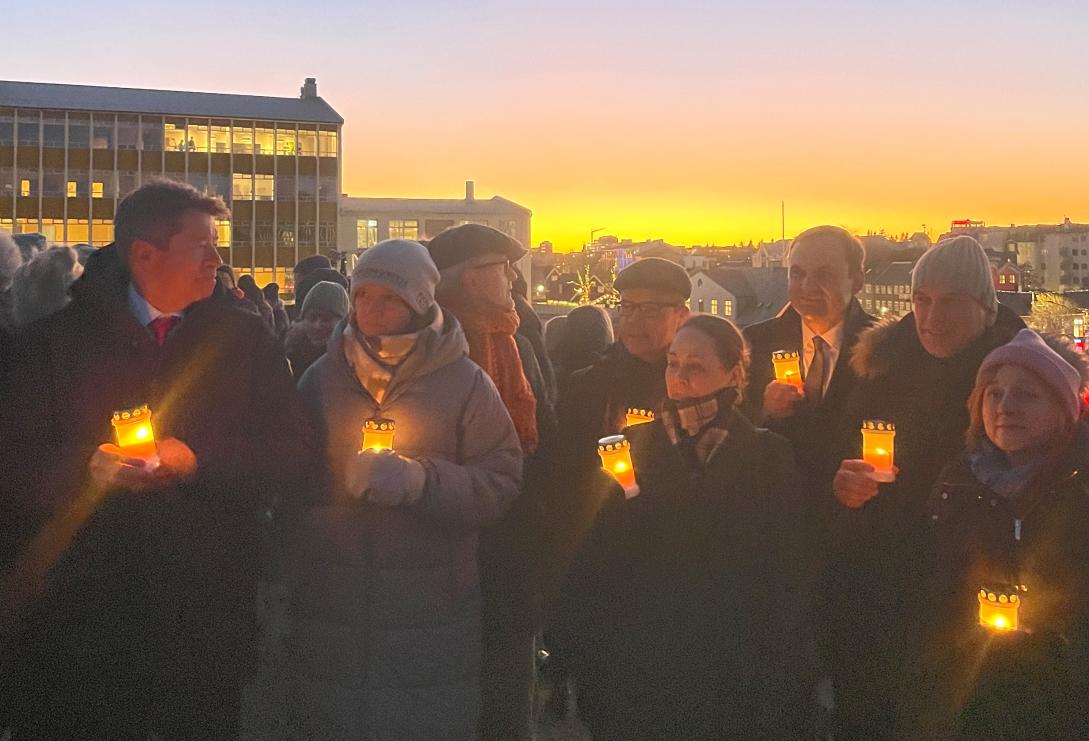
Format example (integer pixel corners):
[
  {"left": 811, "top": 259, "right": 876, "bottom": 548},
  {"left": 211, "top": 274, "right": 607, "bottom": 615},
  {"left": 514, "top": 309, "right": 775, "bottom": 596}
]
[
  {"left": 752, "top": 240, "right": 789, "bottom": 268},
  {"left": 995, "top": 261, "right": 1022, "bottom": 292},
  {"left": 861, "top": 261, "right": 914, "bottom": 318},
  {"left": 688, "top": 267, "right": 789, "bottom": 327}
]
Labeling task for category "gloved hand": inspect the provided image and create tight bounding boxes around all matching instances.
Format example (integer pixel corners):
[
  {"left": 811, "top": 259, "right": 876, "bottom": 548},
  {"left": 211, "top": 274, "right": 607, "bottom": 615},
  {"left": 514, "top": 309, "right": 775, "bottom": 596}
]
[{"left": 345, "top": 448, "right": 426, "bottom": 507}]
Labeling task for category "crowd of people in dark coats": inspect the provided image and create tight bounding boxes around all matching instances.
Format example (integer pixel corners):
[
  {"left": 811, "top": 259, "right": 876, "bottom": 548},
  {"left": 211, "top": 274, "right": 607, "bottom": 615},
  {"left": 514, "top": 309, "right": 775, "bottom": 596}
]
[{"left": 2, "top": 178, "right": 1089, "bottom": 740}]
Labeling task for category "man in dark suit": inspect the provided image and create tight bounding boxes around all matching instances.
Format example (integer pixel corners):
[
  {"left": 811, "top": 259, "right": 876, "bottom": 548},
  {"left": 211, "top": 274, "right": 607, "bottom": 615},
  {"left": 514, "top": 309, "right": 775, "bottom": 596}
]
[
  {"left": 0, "top": 179, "right": 311, "bottom": 739},
  {"left": 743, "top": 225, "right": 876, "bottom": 558}
]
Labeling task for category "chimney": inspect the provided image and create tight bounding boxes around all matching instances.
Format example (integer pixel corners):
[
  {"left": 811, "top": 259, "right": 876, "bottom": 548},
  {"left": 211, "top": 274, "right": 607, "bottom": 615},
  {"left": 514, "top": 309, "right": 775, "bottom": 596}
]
[
  {"left": 465, "top": 180, "right": 475, "bottom": 201},
  {"left": 300, "top": 78, "right": 318, "bottom": 99}
]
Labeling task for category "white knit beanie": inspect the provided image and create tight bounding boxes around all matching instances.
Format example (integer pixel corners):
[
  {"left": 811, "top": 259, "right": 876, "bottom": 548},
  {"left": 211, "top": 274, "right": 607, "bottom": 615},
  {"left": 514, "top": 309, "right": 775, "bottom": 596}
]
[
  {"left": 911, "top": 235, "right": 999, "bottom": 322},
  {"left": 350, "top": 239, "right": 439, "bottom": 316}
]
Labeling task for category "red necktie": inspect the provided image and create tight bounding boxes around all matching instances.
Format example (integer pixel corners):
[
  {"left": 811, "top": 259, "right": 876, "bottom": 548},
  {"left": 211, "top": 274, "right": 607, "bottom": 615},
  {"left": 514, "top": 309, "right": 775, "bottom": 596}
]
[{"left": 148, "top": 315, "right": 180, "bottom": 347}]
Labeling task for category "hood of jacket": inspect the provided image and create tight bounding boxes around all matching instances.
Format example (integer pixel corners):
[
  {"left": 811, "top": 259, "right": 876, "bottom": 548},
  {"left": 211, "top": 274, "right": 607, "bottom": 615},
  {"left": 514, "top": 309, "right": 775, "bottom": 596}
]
[{"left": 850, "top": 303, "right": 1025, "bottom": 381}]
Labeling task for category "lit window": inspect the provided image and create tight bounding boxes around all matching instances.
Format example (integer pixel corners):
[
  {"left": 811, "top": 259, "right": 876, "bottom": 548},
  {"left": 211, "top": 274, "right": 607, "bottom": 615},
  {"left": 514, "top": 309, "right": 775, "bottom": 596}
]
[
  {"left": 389, "top": 219, "right": 418, "bottom": 240},
  {"left": 298, "top": 129, "right": 318, "bottom": 156},
  {"left": 232, "top": 124, "right": 254, "bottom": 155},
  {"left": 67, "top": 181, "right": 77, "bottom": 198},
  {"left": 255, "top": 127, "right": 275, "bottom": 156},
  {"left": 215, "top": 219, "right": 231, "bottom": 246},
  {"left": 711, "top": 299, "right": 719, "bottom": 315},
  {"left": 68, "top": 219, "right": 89, "bottom": 243},
  {"left": 275, "top": 128, "right": 296, "bottom": 156},
  {"left": 91, "top": 219, "right": 113, "bottom": 246},
  {"left": 165, "top": 121, "right": 186, "bottom": 151},
  {"left": 254, "top": 174, "right": 274, "bottom": 201},
  {"left": 40, "top": 219, "right": 64, "bottom": 243},
  {"left": 319, "top": 130, "right": 338, "bottom": 157},
  {"left": 15, "top": 218, "right": 39, "bottom": 234},
  {"left": 357, "top": 219, "right": 378, "bottom": 249},
  {"left": 19, "top": 179, "right": 30, "bottom": 197},
  {"left": 187, "top": 121, "right": 210, "bottom": 153},
  {"left": 232, "top": 174, "right": 254, "bottom": 200},
  {"left": 723, "top": 300, "right": 733, "bottom": 317},
  {"left": 210, "top": 124, "right": 230, "bottom": 154},
  {"left": 92, "top": 181, "right": 104, "bottom": 199}
]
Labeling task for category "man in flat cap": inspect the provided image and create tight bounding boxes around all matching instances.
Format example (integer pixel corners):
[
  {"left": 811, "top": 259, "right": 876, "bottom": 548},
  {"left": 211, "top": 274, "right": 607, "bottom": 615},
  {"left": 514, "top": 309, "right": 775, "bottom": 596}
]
[
  {"left": 542, "top": 257, "right": 691, "bottom": 687},
  {"left": 556, "top": 257, "right": 691, "bottom": 455},
  {"left": 430, "top": 223, "right": 556, "bottom": 741}
]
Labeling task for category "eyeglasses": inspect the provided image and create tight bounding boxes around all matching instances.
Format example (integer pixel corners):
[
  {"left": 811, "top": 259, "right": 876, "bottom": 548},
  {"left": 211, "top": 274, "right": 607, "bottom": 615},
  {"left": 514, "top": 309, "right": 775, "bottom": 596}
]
[
  {"left": 469, "top": 259, "right": 512, "bottom": 272},
  {"left": 618, "top": 301, "right": 682, "bottom": 318}
]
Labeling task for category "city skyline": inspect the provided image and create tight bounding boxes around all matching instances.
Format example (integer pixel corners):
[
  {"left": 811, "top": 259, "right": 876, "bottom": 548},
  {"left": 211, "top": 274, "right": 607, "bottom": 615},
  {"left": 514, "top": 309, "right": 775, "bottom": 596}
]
[{"left": 5, "top": 1, "right": 1089, "bottom": 250}]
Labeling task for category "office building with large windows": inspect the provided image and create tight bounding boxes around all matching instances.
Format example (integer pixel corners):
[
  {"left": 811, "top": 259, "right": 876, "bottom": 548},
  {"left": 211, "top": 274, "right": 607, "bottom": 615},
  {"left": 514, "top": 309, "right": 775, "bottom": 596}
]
[{"left": 0, "top": 77, "right": 342, "bottom": 293}]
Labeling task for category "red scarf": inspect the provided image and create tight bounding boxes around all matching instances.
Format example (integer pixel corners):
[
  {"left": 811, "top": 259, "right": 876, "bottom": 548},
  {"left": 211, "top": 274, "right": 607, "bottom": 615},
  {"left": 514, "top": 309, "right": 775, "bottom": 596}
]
[{"left": 445, "top": 299, "right": 539, "bottom": 454}]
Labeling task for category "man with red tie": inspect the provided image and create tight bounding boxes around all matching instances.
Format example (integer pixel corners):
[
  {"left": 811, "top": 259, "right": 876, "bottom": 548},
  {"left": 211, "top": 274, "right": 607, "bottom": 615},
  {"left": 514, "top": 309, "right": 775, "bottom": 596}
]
[{"left": 0, "top": 179, "right": 311, "bottom": 739}]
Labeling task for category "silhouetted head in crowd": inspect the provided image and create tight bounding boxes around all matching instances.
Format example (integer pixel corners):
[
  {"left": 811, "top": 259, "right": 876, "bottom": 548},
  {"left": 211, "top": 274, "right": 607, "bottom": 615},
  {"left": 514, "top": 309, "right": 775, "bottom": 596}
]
[
  {"left": 11, "top": 245, "right": 84, "bottom": 327},
  {"left": 263, "top": 282, "right": 281, "bottom": 305}
]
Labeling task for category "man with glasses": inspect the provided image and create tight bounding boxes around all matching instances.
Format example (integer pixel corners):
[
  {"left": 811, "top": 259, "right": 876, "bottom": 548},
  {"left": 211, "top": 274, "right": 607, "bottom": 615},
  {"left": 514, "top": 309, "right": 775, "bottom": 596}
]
[{"left": 557, "top": 257, "right": 691, "bottom": 459}]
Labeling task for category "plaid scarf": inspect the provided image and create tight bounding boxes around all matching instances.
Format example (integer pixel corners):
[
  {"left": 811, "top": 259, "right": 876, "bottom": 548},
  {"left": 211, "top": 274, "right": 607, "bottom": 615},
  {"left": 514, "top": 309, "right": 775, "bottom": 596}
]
[{"left": 660, "top": 387, "right": 738, "bottom": 466}]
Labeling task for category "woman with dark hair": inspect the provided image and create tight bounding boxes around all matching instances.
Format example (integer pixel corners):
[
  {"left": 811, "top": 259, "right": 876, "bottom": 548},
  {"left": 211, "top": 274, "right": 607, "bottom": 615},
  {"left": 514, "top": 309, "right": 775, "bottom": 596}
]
[
  {"left": 908, "top": 329, "right": 1089, "bottom": 739},
  {"left": 237, "top": 273, "right": 275, "bottom": 331},
  {"left": 554, "top": 314, "right": 810, "bottom": 739}
]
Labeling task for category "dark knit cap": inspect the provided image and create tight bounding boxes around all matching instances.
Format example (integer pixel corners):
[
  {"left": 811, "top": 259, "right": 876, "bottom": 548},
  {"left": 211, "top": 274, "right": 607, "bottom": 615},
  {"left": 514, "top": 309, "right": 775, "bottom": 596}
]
[
  {"left": 613, "top": 257, "right": 692, "bottom": 299},
  {"left": 294, "top": 253, "right": 333, "bottom": 279},
  {"left": 295, "top": 267, "right": 349, "bottom": 307},
  {"left": 427, "top": 223, "right": 526, "bottom": 271}
]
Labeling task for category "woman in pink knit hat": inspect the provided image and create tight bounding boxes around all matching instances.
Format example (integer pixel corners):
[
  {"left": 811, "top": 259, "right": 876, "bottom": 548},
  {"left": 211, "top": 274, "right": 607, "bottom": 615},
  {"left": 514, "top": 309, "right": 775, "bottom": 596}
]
[{"left": 905, "top": 329, "right": 1089, "bottom": 739}]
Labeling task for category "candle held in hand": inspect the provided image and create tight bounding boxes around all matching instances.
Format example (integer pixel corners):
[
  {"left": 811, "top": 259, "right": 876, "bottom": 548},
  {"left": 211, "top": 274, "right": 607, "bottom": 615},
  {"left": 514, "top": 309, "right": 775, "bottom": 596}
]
[
  {"left": 111, "top": 404, "right": 157, "bottom": 459},
  {"left": 598, "top": 435, "right": 639, "bottom": 498},
  {"left": 861, "top": 420, "right": 896, "bottom": 482},
  {"left": 362, "top": 418, "right": 396, "bottom": 452},
  {"left": 772, "top": 350, "right": 803, "bottom": 388}
]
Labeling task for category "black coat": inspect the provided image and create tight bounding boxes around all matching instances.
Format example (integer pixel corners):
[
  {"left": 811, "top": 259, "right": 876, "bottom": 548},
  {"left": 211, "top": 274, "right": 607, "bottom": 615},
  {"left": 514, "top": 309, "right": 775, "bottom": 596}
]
[
  {"left": 0, "top": 245, "right": 312, "bottom": 737},
  {"left": 905, "top": 433, "right": 1089, "bottom": 739},
  {"left": 819, "top": 306, "right": 1024, "bottom": 739},
  {"left": 742, "top": 299, "right": 876, "bottom": 557},
  {"left": 553, "top": 411, "right": 811, "bottom": 740},
  {"left": 540, "top": 342, "right": 669, "bottom": 607}
]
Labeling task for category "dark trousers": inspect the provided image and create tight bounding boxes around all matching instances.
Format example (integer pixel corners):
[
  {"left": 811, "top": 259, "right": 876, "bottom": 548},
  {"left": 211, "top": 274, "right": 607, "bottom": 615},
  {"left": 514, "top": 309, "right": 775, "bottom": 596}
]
[{"left": 478, "top": 623, "right": 535, "bottom": 741}]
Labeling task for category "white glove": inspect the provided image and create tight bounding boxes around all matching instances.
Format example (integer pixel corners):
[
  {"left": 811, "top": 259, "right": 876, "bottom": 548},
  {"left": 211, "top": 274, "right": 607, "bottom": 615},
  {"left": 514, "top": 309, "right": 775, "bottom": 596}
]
[{"left": 346, "top": 448, "right": 426, "bottom": 507}]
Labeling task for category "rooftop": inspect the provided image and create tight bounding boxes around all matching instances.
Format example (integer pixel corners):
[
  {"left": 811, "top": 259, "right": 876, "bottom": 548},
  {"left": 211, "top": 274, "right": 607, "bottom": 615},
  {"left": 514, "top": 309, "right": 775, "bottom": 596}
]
[
  {"left": 0, "top": 79, "right": 343, "bottom": 125},
  {"left": 341, "top": 195, "right": 530, "bottom": 215}
]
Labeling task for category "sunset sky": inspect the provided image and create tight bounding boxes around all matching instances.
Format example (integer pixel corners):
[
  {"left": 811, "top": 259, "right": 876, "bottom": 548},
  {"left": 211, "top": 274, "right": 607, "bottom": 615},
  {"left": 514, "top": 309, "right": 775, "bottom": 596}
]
[{"left": 5, "top": 1, "right": 1089, "bottom": 250}]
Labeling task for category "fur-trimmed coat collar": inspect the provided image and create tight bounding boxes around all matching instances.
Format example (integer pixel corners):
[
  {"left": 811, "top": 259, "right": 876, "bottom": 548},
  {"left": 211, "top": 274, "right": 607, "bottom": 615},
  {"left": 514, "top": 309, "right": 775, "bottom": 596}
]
[{"left": 850, "top": 305, "right": 1025, "bottom": 381}]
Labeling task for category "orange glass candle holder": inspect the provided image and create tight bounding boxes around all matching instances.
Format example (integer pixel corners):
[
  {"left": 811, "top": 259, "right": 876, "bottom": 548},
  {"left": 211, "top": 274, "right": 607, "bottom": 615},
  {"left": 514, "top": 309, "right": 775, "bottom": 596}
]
[
  {"left": 361, "top": 418, "right": 396, "bottom": 452},
  {"left": 625, "top": 408, "right": 655, "bottom": 427},
  {"left": 978, "top": 586, "right": 1021, "bottom": 632},
  {"left": 772, "top": 350, "right": 803, "bottom": 387},
  {"left": 111, "top": 404, "right": 157, "bottom": 459},
  {"left": 598, "top": 434, "right": 639, "bottom": 498},
  {"left": 861, "top": 420, "right": 896, "bottom": 482}
]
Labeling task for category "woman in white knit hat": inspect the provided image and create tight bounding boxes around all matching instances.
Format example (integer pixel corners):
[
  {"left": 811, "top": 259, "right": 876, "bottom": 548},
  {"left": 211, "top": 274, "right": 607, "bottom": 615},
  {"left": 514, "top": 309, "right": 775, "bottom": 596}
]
[
  {"left": 909, "top": 329, "right": 1089, "bottom": 738},
  {"left": 278, "top": 239, "right": 522, "bottom": 740}
]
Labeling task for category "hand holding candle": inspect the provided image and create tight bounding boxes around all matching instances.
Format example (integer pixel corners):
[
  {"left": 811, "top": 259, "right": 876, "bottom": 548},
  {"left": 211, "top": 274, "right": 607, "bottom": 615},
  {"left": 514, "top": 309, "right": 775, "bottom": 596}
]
[{"left": 598, "top": 435, "right": 639, "bottom": 498}]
